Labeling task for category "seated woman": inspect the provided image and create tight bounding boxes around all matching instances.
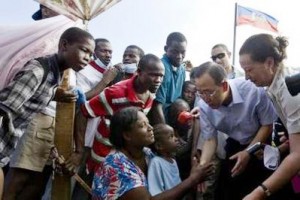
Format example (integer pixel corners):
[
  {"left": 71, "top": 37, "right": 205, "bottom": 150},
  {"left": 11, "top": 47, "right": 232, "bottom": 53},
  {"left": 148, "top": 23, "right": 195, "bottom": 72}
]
[{"left": 92, "top": 107, "right": 213, "bottom": 200}]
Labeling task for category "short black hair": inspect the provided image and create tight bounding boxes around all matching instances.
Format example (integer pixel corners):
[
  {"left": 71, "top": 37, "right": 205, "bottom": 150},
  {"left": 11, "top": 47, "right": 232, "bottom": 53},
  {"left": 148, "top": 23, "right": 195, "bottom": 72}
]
[
  {"left": 137, "top": 53, "right": 161, "bottom": 71},
  {"left": 193, "top": 62, "right": 226, "bottom": 85},
  {"left": 94, "top": 38, "right": 111, "bottom": 52},
  {"left": 126, "top": 45, "right": 145, "bottom": 58},
  {"left": 109, "top": 107, "right": 140, "bottom": 149},
  {"left": 59, "top": 27, "right": 94, "bottom": 45},
  {"left": 166, "top": 32, "right": 187, "bottom": 46},
  {"left": 189, "top": 67, "right": 197, "bottom": 83},
  {"left": 95, "top": 38, "right": 110, "bottom": 45},
  {"left": 212, "top": 43, "right": 230, "bottom": 53},
  {"left": 150, "top": 124, "right": 173, "bottom": 154},
  {"left": 182, "top": 80, "right": 195, "bottom": 92}
]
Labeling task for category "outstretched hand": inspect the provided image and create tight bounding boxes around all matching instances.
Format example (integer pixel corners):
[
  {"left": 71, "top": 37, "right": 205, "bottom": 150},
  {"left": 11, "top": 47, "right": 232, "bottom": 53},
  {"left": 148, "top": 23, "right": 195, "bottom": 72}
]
[
  {"left": 229, "top": 150, "right": 251, "bottom": 177},
  {"left": 189, "top": 157, "right": 214, "bottom": 184}
]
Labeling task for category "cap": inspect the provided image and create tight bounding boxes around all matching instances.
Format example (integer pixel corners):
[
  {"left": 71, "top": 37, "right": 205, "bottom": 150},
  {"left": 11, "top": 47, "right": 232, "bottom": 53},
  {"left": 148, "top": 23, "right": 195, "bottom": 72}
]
[{"left": 32, "top": 5, "right": 43, "bottom": 21}]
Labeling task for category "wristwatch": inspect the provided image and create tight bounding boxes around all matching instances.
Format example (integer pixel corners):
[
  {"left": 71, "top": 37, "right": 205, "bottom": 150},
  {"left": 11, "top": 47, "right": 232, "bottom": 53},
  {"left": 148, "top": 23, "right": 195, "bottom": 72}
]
[{"left": 260, "top": 183, "right": 271, "bottom": 196}]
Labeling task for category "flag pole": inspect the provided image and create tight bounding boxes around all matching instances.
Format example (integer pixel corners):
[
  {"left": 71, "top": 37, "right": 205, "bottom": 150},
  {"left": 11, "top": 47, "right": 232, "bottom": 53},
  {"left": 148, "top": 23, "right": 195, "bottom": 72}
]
[{"left": 232, "top": 2, "right": 238, "bottom": 66}]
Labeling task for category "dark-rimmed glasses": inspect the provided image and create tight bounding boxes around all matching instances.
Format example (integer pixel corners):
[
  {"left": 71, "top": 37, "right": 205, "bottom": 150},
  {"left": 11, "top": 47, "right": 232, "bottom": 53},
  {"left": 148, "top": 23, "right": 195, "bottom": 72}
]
[{"left": 197, "top": 90, "right": 217, "bottom": 99}]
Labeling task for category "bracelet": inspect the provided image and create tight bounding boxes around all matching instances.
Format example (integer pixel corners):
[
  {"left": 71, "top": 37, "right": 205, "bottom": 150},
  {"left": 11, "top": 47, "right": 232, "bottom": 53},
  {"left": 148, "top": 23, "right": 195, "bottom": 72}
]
[{"left": 260, "top": 183, "right": 271, "bottom": 197}]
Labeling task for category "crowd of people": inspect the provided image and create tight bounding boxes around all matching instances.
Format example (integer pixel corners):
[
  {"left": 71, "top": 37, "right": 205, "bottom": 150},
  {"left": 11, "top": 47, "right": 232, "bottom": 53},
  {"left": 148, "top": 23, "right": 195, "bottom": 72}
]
[{"left": 1, "top": 4, "right": 300, "bottom": 200}]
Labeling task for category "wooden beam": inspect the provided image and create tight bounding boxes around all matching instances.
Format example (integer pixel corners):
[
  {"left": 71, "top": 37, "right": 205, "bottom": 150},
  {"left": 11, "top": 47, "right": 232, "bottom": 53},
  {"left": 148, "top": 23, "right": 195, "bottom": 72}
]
[{"left": 52, "top": 69, "right": 75, "bottom": 200}]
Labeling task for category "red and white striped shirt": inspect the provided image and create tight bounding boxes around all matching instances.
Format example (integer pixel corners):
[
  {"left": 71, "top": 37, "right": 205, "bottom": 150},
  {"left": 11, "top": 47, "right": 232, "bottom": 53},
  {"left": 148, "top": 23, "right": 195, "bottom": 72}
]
[{"left": 81, "top": 75, "right": 154, "bottom": 172}]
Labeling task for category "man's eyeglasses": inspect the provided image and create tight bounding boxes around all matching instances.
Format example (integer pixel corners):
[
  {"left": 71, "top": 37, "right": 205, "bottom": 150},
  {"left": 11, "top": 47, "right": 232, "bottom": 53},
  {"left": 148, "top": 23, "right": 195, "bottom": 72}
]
[
  {"left": 211, "top": 53, "right": 226, "bottom": 61},
  {"left": 197, "top": 90, "right": 217, "bottom": 98}
]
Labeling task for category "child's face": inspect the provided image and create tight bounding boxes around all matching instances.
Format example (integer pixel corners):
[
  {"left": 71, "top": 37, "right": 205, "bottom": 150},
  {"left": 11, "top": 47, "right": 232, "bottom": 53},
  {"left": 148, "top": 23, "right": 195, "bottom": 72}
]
[
  {"left": 160, "top": 126, "right": 178, "bottom": 154},
  {"left": 182, "top": 83, "right": 196, "bottom": 105},
  {"left": 63, "top": 37, "right": 95, "bottom": 72}
]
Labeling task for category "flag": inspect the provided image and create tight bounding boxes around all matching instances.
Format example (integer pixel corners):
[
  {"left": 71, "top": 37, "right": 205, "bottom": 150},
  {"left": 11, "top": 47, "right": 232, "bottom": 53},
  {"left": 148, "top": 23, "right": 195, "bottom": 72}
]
[{"left": 236, "top": 5, "right": 279, "bottom": 33}]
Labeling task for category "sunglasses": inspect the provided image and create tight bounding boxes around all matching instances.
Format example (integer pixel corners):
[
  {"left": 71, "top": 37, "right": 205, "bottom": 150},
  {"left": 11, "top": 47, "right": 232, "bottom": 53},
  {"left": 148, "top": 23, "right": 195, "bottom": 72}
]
[{"left": 211, "top": 53, "right": 226, "bottom": 61}]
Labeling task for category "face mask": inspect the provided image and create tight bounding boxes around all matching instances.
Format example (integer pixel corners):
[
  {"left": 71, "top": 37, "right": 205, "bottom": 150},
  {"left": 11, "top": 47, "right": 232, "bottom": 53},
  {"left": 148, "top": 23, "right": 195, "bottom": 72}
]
[
  {"left": 263, "top": 145, "right": 280, "bottom": 170},
  {"left": 123, "top": 63, "right": 137, "bottom": 74}
]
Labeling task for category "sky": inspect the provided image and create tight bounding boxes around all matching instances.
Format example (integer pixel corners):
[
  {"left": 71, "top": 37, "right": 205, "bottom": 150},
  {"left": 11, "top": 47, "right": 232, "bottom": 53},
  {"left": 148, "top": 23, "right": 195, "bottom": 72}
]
[{"left": 1, "top": 0, "right": 300, "bottom": 74}]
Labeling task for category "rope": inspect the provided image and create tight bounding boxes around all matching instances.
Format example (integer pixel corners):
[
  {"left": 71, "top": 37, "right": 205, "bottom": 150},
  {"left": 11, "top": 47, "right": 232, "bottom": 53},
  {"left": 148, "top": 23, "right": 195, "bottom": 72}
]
[{"left": 50, "top": 147, "right": 92, "bottom": 195}]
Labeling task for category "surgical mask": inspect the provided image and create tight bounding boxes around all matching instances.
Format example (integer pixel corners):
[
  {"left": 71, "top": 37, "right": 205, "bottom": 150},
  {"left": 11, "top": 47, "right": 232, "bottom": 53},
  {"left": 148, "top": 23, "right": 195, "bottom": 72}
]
[{"left": 123, "top": 63, "right": 137, "bottom": 74}]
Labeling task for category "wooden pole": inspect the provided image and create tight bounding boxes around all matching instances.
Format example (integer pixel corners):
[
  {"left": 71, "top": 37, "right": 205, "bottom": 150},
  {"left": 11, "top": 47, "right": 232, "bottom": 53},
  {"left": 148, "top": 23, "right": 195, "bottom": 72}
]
[
  {"left": 52, "top": 69, "right": 75, "bottom": 200},
  {"left": 232, "top": 3, "right": 238, "bottom": 66}
]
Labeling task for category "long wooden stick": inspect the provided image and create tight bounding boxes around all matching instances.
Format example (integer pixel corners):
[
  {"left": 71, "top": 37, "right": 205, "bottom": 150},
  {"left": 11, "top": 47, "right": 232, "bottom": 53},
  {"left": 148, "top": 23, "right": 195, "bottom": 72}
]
[{"left": 52, "top": 70, "right": 75, "bottom": 200}]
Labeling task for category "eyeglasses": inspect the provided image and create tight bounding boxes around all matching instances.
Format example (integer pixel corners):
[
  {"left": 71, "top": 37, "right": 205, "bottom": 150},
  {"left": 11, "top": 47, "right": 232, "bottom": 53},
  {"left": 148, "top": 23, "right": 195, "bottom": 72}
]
[
  {"left": 197, "top": 90, "right": 217, "bottom": 98},
  {"left": 211, "top": 53, "right": 226, "bottom": 61}
]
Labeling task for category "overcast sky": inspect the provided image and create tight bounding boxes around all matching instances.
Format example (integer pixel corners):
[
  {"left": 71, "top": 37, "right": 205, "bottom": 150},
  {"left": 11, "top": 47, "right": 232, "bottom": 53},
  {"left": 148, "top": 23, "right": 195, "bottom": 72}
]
[{"left": 1, "top": 0, "right": 299, "bottom": 73}]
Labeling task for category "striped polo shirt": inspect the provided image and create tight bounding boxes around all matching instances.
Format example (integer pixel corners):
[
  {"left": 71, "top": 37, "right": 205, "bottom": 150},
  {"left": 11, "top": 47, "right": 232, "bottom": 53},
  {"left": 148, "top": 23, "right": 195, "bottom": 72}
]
[{"left": 81, "top": 75, "right": 154, "bottom": 172}]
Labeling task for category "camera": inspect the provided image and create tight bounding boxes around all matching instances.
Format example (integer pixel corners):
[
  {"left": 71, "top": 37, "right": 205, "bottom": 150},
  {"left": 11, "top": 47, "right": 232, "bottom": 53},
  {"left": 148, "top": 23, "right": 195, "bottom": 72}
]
[{"left": 285, "top": 73, "right": 300, "bottom": 96}]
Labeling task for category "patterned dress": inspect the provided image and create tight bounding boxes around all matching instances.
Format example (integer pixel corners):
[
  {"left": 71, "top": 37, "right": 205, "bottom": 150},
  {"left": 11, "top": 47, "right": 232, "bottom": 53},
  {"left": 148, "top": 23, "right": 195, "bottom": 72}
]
[{"left": 92, "top": 148, "right": 153, "bottom": 200}]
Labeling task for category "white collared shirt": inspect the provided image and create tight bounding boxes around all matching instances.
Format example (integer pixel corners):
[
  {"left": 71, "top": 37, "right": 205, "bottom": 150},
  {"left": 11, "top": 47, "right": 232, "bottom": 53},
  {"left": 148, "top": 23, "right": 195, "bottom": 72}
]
[{"left": 267, "top": 69, "right": 300, "bottom": 134}]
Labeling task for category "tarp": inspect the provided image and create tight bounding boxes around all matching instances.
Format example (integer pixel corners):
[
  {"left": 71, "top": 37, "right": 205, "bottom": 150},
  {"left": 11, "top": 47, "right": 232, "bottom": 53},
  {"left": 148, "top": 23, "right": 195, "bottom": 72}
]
[{"left": 0, "top": 15, "right": 83, "bottom": 89}]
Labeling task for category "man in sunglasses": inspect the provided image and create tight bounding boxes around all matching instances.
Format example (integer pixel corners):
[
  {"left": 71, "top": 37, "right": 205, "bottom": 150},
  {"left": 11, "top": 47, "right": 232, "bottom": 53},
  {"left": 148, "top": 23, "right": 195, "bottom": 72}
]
[
  {"left": 194, "top": 62, "right": 278, "bottom": 200},
  {"left": 211, "top": 44, "right": 236, "bottom": 79}
]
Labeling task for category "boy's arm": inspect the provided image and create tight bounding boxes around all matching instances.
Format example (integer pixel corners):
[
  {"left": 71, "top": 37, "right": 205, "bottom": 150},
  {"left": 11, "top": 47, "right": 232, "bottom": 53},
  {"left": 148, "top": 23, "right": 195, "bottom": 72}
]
[
  {"left": 65, "top": 106, "right": 87, "bottom": 172},
  {"left": 148, "top": 101, "right": 165, "bottom": 125},
  {"left": 149, "top": 70, "right": 168, "bottom": 125},
  {"left": 84, "top": 67, "right": 118, "bottom": 100}
]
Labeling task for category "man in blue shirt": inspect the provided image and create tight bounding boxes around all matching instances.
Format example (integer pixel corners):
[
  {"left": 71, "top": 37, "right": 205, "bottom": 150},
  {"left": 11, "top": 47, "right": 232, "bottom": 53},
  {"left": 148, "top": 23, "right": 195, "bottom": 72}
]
[
  {"left": 194, "top": 62, "right": 277, "bottom": 200},
  {"left": 149, "top": 32, "right": 186, "bottom": 125}
]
